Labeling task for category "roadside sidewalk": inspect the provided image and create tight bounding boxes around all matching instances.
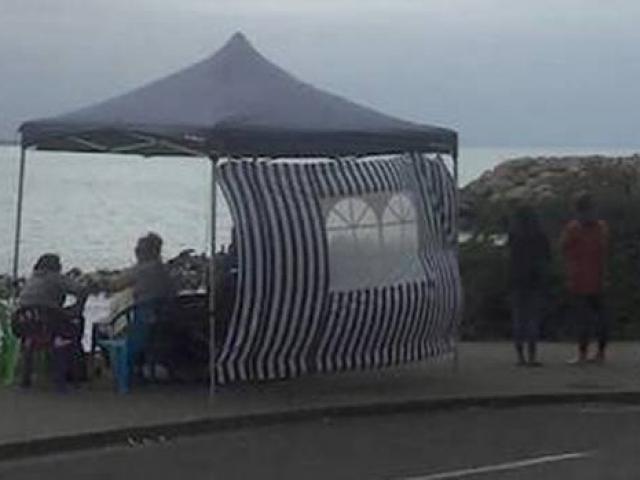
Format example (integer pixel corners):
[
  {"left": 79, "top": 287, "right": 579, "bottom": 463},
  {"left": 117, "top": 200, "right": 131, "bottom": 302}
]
[{"left": 1, "top": 342, "right": 639, "bottom": 459}]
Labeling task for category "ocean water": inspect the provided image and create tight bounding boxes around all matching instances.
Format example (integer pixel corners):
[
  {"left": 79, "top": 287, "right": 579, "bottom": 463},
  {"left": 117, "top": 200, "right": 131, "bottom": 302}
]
[
  {"left": 0, "top": 147, "right": 230, "bottom": 276},
  {"left": 1, "top": 145, "right": 639, "bottom": 276}
]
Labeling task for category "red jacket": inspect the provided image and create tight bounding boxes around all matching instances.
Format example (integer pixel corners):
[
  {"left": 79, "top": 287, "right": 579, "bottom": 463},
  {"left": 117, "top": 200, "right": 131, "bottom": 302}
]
[{"left": 561, "top": 219, "right": 609, "bottom": 295}]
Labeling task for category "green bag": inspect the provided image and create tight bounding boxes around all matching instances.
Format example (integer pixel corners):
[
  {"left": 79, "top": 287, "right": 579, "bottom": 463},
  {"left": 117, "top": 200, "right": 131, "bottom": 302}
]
[{"left": 0, "top": 304, "right": 19, "bottom": 386}]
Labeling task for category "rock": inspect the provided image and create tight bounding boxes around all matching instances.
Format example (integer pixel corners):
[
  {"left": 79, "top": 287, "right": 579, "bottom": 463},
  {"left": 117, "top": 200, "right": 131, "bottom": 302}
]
[
  {"left": 503, "top": 185, "right": 529, "bottom": 201},
  {"left": 461, "top": 153, "right": 640, "bottom": 231},
  {"left": 0, "top": 249, "right": 235, "bottom": 300}
]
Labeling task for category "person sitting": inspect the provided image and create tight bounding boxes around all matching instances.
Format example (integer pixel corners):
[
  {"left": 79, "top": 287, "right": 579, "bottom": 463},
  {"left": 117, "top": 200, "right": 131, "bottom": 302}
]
[
  {"left": 19, "top": 254, "right": 88, "bottom": 313},
  {"left": 107, "top": 232, "right": 176, "bottom": 306},
  {"left": 16, "top": 253, "right": 88, "bottom": 389},
  {"left": 95, "top": 233, "right": 177, "bottom": 381}
]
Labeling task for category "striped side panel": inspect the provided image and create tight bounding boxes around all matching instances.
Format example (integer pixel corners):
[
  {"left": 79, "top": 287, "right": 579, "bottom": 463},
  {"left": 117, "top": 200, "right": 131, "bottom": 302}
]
[
  {"left": 217, "top": 162, "right": 328, "bottom": 383},
  {"left": 217, "top": 155, "right": 462, "bottom": 384},
  {"left": 411, "top": 154, "right": 462, "bottom": 355}
]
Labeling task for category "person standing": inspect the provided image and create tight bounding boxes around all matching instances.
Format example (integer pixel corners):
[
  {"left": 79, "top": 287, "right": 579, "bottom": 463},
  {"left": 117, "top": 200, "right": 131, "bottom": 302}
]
[
  {"left": 561, "top": 193, "right": 609, "bottom": 364},
  {"left": 508, "top": 206, "right": 551, "bottom": 366}
]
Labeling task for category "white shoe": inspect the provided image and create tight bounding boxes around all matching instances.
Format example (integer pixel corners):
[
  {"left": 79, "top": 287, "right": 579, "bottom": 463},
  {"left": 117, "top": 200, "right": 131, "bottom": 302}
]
[{"left": 567, "top": 356, "right": 586, "bottom": 365}]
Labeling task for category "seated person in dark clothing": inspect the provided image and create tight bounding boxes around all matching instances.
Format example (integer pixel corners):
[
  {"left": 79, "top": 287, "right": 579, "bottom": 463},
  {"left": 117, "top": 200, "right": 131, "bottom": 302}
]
[
  {"left": 17, "top": 253, "right": 89, "bottom": 388},
  {"left": 19, "top": 253, "right": 88, "bottom": 315}
]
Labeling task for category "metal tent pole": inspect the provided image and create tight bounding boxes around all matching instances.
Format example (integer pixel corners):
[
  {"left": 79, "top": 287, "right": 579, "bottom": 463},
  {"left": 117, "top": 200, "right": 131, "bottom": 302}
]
[
  {"left": 11, "top": 146, "right": 27, "bottom": 302},
  {"left": 452, "top": 149, "right": 460, "bottom": 373},
  {"left": 208, "top": 155, "right": 219, "bottom": 397}
]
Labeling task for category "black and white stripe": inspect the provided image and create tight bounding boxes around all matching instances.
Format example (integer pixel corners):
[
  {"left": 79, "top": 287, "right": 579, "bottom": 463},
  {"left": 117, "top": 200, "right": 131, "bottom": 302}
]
[{"left": 216, "top": 155, "right": 462, "bottom": 384}]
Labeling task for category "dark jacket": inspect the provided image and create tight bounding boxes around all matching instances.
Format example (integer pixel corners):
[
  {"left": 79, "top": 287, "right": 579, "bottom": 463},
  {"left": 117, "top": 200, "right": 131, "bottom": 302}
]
[{"left": 508, "top": 229, "right": 551, "bottom": 290}]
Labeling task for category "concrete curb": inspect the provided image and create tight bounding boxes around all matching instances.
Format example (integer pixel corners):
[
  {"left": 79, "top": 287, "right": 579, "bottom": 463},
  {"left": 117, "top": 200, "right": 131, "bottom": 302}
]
[{"left": 3, "top": 390, "right": 640, "bottom": 463}]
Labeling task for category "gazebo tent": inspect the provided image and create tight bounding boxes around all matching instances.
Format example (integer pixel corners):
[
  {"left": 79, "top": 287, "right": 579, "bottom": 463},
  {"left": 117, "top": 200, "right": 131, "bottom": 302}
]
[
  {"left": 20, "top": 32, "right": 456, "bottom": 158},
  {"left": 15, "top": 32, "right": 461, "bottom": 389}
]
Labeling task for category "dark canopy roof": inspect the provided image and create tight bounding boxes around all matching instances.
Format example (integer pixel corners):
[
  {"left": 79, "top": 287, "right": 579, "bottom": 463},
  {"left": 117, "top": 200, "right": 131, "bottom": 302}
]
[{"left": 20, "top": 33, "right": 457, "bottom": 158}]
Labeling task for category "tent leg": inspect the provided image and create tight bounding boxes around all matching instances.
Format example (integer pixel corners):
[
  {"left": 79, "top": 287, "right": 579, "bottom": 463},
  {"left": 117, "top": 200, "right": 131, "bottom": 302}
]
[
  {"left": 452, "top": 150, "right": 460, "bottom": 373},
  {"left": 208, "top": 156, "right": 219, "bottom": 398},
  {"left": 11, "top": 146, "right": 27, "bottom": 304}
]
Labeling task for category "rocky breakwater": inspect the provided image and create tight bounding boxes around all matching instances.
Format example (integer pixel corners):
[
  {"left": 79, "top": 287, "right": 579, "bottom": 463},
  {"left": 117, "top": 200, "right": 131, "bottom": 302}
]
[
  {"left": 0, "top": 249, "right": 215, "bottom": 300},
  {"left": 75, "top": 249, "right": 213, "bottom": 295},
  {"left": 460, "top": 154, "right": 640, "bottom": 231}
]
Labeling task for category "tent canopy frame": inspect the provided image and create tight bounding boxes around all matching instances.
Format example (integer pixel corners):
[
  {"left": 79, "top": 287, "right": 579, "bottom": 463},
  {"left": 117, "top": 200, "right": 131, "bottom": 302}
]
[{"left": 11, "top": 32, "right": 459, "bottom": 393}]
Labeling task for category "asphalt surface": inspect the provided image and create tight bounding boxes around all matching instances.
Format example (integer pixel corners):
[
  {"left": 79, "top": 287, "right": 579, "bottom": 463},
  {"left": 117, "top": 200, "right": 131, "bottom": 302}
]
[
  {"left": 5, "top": 342, "right": 640, "bottom": 451},
  {"left": 2, "top": 404, "right": 640, "bottom": 479}
]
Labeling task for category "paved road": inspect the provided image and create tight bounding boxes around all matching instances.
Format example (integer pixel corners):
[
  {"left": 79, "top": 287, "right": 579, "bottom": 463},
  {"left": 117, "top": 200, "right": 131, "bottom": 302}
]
[
  {"left": 5, "top": 342, "right": 640, "bottom": 448},
  {"left": 2, "top": 404, "right": 640, "bottom": 479}
]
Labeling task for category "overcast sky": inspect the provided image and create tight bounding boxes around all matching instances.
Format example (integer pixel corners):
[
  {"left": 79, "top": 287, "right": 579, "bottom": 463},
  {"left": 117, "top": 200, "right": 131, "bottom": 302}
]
[{"left": 2, "top": 0, "right": 639, "bottom": 146}]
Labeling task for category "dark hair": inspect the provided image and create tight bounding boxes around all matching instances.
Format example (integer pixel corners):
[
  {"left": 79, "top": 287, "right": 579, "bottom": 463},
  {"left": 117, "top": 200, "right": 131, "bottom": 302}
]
[
  {"left": 575, "top": 193, "right": 594, "bottom": 213},
  {"left": 510, "top": 205, "right": 542, "bottom": 237},
  {"left": 33, "top": 253, "right": 61, "bottom": 273},
  {"left": 135, "top": 232, "right": 163, "bottom": 262},
  {"left": 146, "top": 232, "right": 163, "bottom": 258}
]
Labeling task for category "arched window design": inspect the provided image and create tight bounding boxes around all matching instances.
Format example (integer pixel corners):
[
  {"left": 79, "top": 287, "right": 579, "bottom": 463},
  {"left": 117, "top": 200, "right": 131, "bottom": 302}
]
[
  {"left": 326, "top": 197, "right": 380, "bottom": 291},
  {"left": 379, "top": 193, "right": 422, "bottom": 283},
  {"left": 325, "top": 192, "right": 422, "bottom": 291}
]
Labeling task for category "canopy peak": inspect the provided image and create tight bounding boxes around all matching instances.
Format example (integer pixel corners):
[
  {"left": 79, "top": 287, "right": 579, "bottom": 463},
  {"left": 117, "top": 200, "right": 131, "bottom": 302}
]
[
  {"left": 217, "top": 31, "right": 256, "bottom": 57},
  {"left": 19, "top": 32, "right": 457, "bottom": 157}
]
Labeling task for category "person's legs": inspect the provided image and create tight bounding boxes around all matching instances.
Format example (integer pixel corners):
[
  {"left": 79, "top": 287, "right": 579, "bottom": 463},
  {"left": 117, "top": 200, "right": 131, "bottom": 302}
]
[
  {"left": 59, "top": 308, "right": 86, "bottom": 382},
  {"left": 525, "top": 289, "right": 543, "bottom": 365},
  {"left": 521, "top": 288, "right": 540, "bottom": 366},
  {"left": 526, "top": 342, "right": 537, "bottom": 363},
  {"left": 52, "top": 341, "right": 72, "bottom": 392},
  {"left": 72, "top": 318, "right": 87, "bottom": 382},
  {"left": 590, "top": 294, "right": 608, "bottom": 362},
  {"left": 571, "top": 295, "right": 590, "bottom": 363},
  {"left": 511, "top": 290, "right": 527, "bottom": 365},
  {"left": 20, "top": 340, "right": 34, "bottom": 388}
]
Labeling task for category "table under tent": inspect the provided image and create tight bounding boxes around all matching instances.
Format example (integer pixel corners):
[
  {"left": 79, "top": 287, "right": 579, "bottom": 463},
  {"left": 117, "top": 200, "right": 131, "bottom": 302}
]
[{"left": 15, "top": 32, "right": 462, "bottom": 391}]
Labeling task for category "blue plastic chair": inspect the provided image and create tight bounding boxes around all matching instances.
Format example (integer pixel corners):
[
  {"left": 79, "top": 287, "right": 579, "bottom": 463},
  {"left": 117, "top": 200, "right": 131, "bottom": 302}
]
[{"left": 96, "top": 303, "right": 156, "bottom": 394}]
